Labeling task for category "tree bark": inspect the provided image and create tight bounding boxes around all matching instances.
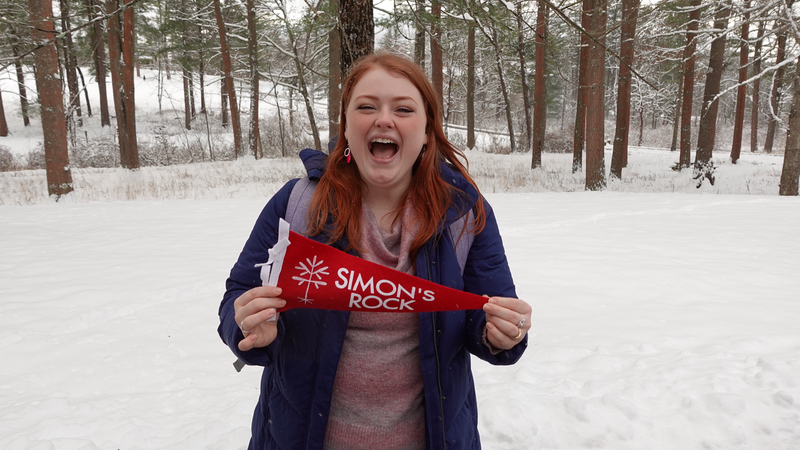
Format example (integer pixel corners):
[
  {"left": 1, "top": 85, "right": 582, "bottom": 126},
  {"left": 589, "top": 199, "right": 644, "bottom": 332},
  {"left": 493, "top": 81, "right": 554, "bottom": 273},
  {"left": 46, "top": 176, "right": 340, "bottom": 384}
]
[
  {"left": 329, "top": 0, "right": 341, "bottom": 143},
  {"left": 121, "top": 0, "right": 138, "bottom": 167},
  {"left": 531, "top": 0, "right": 547, "bottom": 168},
  {"left": 517, "top": 1, "right": 532, "bottom": 154},
  {"left": 467, "top": 22, "right": 475, "bottom": 150},
  {"left": 764, "top": 1, "right": 793, "bottom": 154},
  {"left": 107, "top": 0, "right": 139, "bottom": 169},
  {"left": 610, "top": 0, "right": 639, "bottom": 179},
  {"left": 670, "top": 75, "right": 683, "bottom": 152},
  {"left": 678, "top": 0, "right": 702, "bottom": 170},
  {"left": 29, "top": 0, "right": 74, "bottom": 197},
  {"left": 246, "top": 0, "right": 260, "bottom": 157},
  {"left": 730, "top": 0, "right": 750, "bottom": 164},
  {"left": 750, "top": 19, "right": 765, "bottom": 152},
  {"left": 573, "top": 3, "right": 590, "bottom": 173},
  {"left": 414, "top": 0, "right": 425, "bottom": 67},
  {"left": 213, "top": 0, "right": 242, "bottom": 157},
  {"left": 431, "top": 0, "right": 443, "bottom": 108},
  {"left": 182, "top": 0, "right": 192, "bottom": 130},
  {"left": 10, "top": 27, "right": 31, "bottom": 127},
  {"left": 339, "top": 0, "right": 373, "bottom": 78},
  {"left": 694, "top": 1, "right": 731, "bottom": 181},
  {"left": 0, "top": 91, "right": 8, "bottom": 137},
  {"left": 491, "top": 26, "right": 516, "bottom": 153},
  {"left": 60, "top": 0, "right": 83, "bottom": 127},
  {"left": 779, "top": 54, "right": 800, "bottom": 195},
  {"left": 585, "top": 0, "right": 607, "bottom": 190}
]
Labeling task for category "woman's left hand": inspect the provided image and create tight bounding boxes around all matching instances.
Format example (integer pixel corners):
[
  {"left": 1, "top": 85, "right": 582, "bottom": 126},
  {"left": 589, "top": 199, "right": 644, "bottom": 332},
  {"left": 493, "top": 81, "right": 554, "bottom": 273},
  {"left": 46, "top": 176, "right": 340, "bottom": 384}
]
[{"left": 482, "top": 296, "right": 532, "bottom": 351}]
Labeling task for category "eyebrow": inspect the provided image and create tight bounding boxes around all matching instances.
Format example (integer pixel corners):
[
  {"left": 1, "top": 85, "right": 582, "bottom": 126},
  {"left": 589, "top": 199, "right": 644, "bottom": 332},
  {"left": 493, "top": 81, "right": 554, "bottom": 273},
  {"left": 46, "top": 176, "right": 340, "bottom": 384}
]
[{"left": 353, "top": 94, "right": 420, "bottom": 104}]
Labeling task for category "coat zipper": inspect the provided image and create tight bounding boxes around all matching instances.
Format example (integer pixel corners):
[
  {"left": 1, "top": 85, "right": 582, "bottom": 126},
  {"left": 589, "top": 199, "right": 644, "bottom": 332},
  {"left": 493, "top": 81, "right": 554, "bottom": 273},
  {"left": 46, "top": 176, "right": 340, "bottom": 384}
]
[{"left": 425, "top": 245, "right": 448, "bottom": 449}]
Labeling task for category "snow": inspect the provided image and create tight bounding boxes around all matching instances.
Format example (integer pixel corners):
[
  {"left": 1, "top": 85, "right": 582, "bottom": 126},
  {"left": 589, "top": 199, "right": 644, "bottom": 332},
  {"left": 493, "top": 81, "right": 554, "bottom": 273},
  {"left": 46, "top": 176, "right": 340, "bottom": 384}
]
[
  {"left": 2, "top": 67, "right": 800, "bottom": 449},
  {"left": 2, "top": 185, "right": 799, "bottom": 449}
]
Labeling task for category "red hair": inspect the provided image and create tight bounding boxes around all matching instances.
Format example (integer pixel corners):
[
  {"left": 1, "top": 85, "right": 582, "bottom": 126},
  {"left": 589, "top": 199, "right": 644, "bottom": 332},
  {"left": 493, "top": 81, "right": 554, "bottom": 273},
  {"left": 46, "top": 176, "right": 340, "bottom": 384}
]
[{"left": 307, "top": 52, "right": 486, "bottom": 256}]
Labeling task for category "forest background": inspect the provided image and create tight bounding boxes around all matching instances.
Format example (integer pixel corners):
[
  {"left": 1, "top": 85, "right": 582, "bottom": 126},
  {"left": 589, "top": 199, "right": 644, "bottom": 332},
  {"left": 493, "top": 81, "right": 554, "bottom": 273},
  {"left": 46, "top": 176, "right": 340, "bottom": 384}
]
[{"left": 1, "top": 0, "right": 800, "bottom": 199}]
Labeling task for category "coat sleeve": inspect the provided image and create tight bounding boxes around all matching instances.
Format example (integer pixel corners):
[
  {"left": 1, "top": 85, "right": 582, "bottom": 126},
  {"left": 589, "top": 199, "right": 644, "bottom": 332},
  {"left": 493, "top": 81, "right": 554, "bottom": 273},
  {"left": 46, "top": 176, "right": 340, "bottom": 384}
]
[
  {"left": 217, "top": 179, "right": 299, "bottom": 366},
  {"left": 462, "top": 199, "right": 527, "bottom": 365}
]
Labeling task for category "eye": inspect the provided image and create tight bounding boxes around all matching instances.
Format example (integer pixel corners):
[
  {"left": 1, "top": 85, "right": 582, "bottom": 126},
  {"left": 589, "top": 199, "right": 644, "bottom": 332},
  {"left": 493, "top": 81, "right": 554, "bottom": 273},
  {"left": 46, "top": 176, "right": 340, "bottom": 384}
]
[
  {"left": 397, "top": 107, "right": 414, "bottom": 114},
  {"left": 356, "top": 104, "right": 376, "bottom": 111}
]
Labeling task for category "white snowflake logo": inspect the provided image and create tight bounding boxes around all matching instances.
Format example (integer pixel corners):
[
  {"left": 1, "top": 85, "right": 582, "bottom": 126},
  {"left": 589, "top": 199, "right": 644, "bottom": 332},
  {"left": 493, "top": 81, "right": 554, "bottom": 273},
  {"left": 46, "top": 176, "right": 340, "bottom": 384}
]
[{"left": 292, "top": 255, "right": 329, "bottom": 305}]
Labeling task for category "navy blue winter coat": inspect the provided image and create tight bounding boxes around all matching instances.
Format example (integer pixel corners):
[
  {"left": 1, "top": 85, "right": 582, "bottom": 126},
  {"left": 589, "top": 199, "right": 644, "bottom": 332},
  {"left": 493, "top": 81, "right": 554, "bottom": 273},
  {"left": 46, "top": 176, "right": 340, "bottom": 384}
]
[{"left": 219, "top": 150, "right": 527, "bottom": 449}]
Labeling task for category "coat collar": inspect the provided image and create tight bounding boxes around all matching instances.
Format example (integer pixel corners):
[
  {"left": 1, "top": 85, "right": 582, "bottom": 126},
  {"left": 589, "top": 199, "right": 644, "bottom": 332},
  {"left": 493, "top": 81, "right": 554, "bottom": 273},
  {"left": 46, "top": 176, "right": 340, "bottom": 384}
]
[{"left": 299, "top": 148, "right": 479, "bottom": 231}]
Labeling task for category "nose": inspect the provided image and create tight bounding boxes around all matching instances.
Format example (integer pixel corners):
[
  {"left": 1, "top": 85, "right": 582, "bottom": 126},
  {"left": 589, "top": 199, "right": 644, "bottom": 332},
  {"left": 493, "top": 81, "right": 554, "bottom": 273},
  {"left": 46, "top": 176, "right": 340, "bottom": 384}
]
[{"left": 374, "top": 108, "right": 393, "bottom": 129}]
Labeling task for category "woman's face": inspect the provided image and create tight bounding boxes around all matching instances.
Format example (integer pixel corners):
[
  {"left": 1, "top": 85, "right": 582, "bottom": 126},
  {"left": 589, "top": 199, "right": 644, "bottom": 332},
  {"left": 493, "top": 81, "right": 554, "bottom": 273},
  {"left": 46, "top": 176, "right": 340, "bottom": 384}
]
[{"left": 344, "top": 67, "right": 428, "bottom": 199}]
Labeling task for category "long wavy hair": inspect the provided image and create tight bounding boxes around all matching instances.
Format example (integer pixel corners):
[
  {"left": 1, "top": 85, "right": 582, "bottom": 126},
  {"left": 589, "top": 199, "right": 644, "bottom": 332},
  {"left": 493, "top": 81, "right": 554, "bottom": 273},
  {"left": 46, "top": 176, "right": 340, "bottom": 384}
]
[{"left": 307, "top": 52, "right": 486, "bottom": 256}]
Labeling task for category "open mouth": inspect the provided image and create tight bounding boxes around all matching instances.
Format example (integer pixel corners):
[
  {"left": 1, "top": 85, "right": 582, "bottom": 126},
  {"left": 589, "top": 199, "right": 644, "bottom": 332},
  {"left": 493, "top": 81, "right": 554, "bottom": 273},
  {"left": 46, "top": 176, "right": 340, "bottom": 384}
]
[{"left": 369, "top": 138, "right": 398, "bottom": 160}]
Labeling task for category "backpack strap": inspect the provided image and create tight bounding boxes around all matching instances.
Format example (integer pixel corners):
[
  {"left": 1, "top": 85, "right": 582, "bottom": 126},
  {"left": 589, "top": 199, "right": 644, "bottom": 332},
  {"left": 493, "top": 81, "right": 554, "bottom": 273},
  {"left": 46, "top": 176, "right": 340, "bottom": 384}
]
[
  {"left": 447, "top": 210, "right": 475, "bottom": 276},
  {"left": 285, "top": 177, "right": 317, "bottom": 235},
  {"left": 286, "top": 176, "right": 473, "bottom": 273}
]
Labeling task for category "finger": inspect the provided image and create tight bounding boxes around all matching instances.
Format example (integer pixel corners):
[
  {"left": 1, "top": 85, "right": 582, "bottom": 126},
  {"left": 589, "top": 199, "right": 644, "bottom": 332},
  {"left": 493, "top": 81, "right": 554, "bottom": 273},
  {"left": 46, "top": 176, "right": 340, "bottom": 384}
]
[
  {"left": 485, "top": 321, "right": 524, "bottom": 350},
  {"left": 239, "top": 303, "right": 283, "bottom": 335},
  {"left": 483, "top": 298, "right": 521, "bottom": 327},
  {"left": 486, "top": 312, "right": 521, "bottom": 341},
  {"left": 237, "top": 333, "right": 258, "bottom": 351},
  {"left": 236, "top": 295, "right": 286, "bottom": 327},
  {"left": 235, "top": 286, "right": 283, "bottom": 308}
]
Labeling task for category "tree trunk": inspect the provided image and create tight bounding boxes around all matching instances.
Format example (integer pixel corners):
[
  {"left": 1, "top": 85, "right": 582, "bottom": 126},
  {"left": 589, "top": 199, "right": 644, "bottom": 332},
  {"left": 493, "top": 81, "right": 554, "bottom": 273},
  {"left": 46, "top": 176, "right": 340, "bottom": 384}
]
[
  {"left": 694, "top": 0, "right": 731, "bottom": 184},
  {"left": 246, "top": 0, "right": 260, "bottom": 157},
  {"left": 750, "top": 19, "right": 765, "bottom": 152},
  {"left": 183, "top": 68, "right": 192, "bottom": 130},
  {"left": 213, "top": 0, "right": 242, "bottom": 157},
  {"left": 730, "top": 0, "right": 750, "bottom": 164},
  {"left": 414, "top": 0, "right": 425, "bottom": 67},
  {"left": 531, "top": 0, "right": 547, "bottom": 168},
  {"left": 339, "top": 0, "right": 373, "bottom": 78},
  {"left": 60, "top": 0, "right": 83, "bottom": 127},
  {"left": 467, "top": 23, "right": 475, "bottom": 150},
  {"left": 431, "top": 0, "right": 443, "bottom": 109},
  {"left": 491, "top": 26, "right": 516, "bottom": 153},
  {"left": 10, "top": 28, "right": 31, "bottom": 127},
  {"left": 585, "top": 0, "right": 607, "bottom": 190},
  {"left": 107, "top": 0, "right": 138, "bottom": 169},
  {"left": 670, "top": 75, "right": 683, "bottom": 152},
  {"left": 779, "top": 53, "right": 800, "bottom": 195},
  {"left": 764, "top": 1, "right": 793, "bottom": 154},
  {"left": 121, "top": 0, "right": 138, "bottom": 167},
  {"left": 610, "top": 0, "right": 639, "bottom": 179},
  {"left": 77, "top": 67, "right": 92, "bottom": 118},
  {"left": 0, "top": 91, "right": 8, "bottom": 137},
  {"left": 329, "top": 0, "right": 341, "bottom": 143},
  {"left": 517, "top": 1, "right": 532, "bottom": 154},
  {"left": 678, "top": 0, "right": 702, "bottom": 170},
  {"left": 281, "top": 4, "right": 322, "bottom": 152},
  {"left": 573, "top": 3, "right": 590, "bottom": 173},
  {"left": 182, "top": 0, "right": 192, "bottom": 130},
  {"left": 221, "top": 80, "right": 228, "bottom": 128},
  {"left": 29, "top": 0, "right": 74, "bottom": 197}
]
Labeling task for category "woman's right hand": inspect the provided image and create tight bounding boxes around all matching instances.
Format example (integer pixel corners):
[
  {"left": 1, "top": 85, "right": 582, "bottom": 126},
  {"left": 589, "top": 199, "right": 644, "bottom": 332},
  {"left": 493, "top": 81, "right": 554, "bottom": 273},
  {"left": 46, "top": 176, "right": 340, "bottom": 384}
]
[{"left": 234, "top": 286, "right": 287, "bottom": 351}]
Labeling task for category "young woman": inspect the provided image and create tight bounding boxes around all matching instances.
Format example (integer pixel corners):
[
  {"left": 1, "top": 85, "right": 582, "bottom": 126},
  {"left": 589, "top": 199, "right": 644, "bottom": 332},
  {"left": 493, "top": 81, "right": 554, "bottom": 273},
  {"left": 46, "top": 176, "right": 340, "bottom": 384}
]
[{"left": 218, "top": 52, "right": 531, "bottom": 449}]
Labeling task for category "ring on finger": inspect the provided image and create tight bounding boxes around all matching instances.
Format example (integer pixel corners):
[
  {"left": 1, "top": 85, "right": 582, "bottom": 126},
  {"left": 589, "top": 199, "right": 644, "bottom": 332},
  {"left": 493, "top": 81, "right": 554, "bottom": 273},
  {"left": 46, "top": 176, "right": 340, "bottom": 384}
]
[
  {"left": 240, "top": 320, "right": 254, "bottom": 334},
  {"left": 514, "top": 328, "right": 523, "bottom": 340},
  {"left": 517, "top": 317, "right": 526, "bottom": 328}
]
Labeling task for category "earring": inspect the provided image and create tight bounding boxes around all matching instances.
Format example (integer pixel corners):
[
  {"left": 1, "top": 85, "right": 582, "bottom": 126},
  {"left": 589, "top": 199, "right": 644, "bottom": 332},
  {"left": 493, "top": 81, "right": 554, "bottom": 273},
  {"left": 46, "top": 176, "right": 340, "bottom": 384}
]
[{"left": 344, "top": 147, "right": 351, "bottom": 164}]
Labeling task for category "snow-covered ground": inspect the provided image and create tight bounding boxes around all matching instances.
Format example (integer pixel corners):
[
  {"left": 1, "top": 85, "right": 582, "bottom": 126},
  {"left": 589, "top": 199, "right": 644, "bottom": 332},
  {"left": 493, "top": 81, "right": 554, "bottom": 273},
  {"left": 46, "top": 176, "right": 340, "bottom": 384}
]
[
  {"left": 2, "top": 66, "right": 800, "bottom": 449},
  {"left": 1, "top": 188, "right": 799, "bottom": 449}
]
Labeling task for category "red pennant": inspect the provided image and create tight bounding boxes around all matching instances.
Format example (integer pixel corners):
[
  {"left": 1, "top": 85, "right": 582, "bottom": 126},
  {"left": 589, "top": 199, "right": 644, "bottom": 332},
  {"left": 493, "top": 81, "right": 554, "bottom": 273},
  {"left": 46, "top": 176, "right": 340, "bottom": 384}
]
[{"left": 263, "top": 228, "right": 488, "bottom": 313}]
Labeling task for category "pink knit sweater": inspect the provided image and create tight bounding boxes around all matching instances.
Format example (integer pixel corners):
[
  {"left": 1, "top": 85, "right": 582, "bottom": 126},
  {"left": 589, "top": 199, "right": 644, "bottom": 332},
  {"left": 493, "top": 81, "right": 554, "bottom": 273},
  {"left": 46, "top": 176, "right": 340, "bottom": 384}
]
[{"left": 323, "top": 203, "right": 426, "bottom": 450}]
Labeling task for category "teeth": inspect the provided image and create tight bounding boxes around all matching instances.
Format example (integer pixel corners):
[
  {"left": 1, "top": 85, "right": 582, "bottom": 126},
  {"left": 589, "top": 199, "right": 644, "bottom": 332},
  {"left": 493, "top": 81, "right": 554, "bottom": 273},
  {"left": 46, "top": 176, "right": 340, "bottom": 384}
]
[{"left": 371, "top": 138, "right": 396, "bottom": 144}]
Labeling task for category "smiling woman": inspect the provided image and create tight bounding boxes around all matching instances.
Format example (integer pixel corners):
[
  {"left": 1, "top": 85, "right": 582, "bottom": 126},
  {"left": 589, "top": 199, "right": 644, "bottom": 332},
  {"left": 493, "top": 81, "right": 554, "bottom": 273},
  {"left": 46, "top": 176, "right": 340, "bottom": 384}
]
[
  {"left": 343, "top": 67, "right": 428, "bottom": 221},
  {"left": 218, "top": 52, "right": 532, "bottom": 450}
]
